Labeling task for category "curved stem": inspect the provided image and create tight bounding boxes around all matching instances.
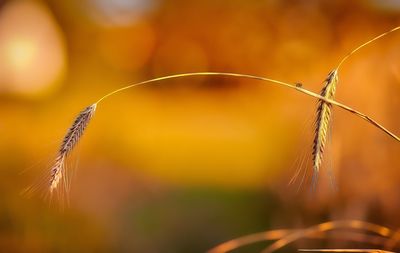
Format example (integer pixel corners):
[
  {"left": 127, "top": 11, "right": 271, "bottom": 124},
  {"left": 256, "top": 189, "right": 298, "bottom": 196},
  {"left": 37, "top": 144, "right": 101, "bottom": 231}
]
[
  {"left": 93, "top": 72, "right": 400, "bottom": 143},
  {"left": 261, "top": 220, "right": 394, "bottom": 253},
  {"left": 94, "top": 72, "right": 297, "bottom": 104},
  {"left": 208, "top": 220, "right": 393, "bottom": 253},
  {"left": 336, "top": 26, "right": 400, "bottom": 71}
]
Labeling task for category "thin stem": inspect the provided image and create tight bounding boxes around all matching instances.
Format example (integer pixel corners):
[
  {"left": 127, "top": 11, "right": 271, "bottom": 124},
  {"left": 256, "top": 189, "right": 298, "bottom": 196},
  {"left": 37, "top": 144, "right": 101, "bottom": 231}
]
[
  {"left": 208, "top": 220, "right": 393, "bottom": 253},
  {"left": 299, "top": 250, "right": 395, "bottom": 253},
  {"left": 336, "top": 26, "right": 400, "bottom": 71},
  {"left": 94, "top": 72, "right": 296, "bottom": 104},
  {"left": 260, "top": 220, "right": 393, "bottom": 253},
  {"left": 93, "top": 72, "right": 400, "bottom": 143}
]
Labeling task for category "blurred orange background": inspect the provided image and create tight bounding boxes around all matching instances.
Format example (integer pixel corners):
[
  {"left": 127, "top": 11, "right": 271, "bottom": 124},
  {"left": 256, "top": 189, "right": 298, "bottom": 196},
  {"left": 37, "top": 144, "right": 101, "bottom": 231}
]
[{"left": 1, "top": 0, "right": 400, "bottom": 252}]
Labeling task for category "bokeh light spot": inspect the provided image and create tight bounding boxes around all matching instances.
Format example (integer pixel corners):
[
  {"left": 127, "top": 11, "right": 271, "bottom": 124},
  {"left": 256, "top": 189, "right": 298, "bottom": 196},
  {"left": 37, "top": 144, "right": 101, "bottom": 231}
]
[
  {"left": 6, "top": 39, "right": 37, "bottom": 70},
  {"left": 0, "top": 1, "right": 66, "bottom": 96}
]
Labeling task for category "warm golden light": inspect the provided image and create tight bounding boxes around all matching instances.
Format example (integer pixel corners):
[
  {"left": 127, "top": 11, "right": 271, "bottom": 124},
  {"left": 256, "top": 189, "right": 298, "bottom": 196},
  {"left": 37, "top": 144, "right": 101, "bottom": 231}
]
[
  {"left": 5, "top": 39, "right": 37, "bottom": 70},
  {"left": 0, "top": 1, "right": 66, "bottom": 95},
  {"left": 1, "top": 1, "right": 400, "bottom": 252}
]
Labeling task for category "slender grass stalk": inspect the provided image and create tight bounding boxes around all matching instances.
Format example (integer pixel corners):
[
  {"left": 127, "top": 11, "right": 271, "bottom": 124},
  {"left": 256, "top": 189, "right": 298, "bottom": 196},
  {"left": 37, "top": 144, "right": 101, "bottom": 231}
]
[
  {"left": 43, "top": 25, "right": 400, "bottom": 196},
  {"left": 208, "top": 220, "right": 394, "bottom": 253},
  {"left": 336, "top": 26, "right": 400, "bottom": 71},
  {"left": 299, "top": 249, "right": 395, "bottom": 253},
  {"left": 260, "top": 220, "right": 393, "bottom": 253},
  {"left": 208, "top": 232, "right": 388, "bottom": 253}
]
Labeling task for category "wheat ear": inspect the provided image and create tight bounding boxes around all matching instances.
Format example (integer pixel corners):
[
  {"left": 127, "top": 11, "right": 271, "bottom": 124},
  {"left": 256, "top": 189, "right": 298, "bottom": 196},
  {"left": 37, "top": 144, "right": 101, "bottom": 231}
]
[
  {"left": 307, "top": 25, "right": 400, "bottom": 187},
  {"left": 312, "top": 70, "right": 338, "bottom": 186},
  {"left": 49, "top": 104, "right": 96, "bottom": 194}
]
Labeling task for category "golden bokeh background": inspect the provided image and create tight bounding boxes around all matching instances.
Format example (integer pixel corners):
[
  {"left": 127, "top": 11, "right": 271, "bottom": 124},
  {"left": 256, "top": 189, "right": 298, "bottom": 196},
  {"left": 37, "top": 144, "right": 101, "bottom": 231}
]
[{"left": 1, "top": 0, "right": 400, "bottom": 252}]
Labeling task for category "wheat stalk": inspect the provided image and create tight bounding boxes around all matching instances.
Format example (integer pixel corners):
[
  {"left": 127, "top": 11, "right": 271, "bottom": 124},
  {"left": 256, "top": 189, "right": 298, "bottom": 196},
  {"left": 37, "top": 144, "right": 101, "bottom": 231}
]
[
  {"left": 43, "top": 26, "right": 400, "bottom": 195},
  {"left": 44, "top": 71, "right": 399, "bottom": 196},
  {"left": 45, "top": 73, "right": 398, "bottom": 195}
]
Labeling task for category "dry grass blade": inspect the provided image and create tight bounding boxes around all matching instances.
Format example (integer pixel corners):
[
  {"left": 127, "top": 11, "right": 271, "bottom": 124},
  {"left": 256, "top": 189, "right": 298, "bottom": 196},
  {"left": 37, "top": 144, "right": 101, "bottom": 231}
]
[
  {"left": 260, "top": 220, "right": 393, "bottom": 253},
  {"left": 31, "top": 72, "right": 399, "bottom": 200},
  {"left": 95, "top": 72, "right": 400, "bottom": 143},
  {"left": 207, "top": 229, "right": 292, "bottom": 253},
  {"left": 39, "top": 72, "right": 400, "bottom": 197},
  {"left": 299, "top": 249, "right": 396, "bottom": 253},
  {"left": 39, "top": 26, "right": 400, "bottom": 197},
  {"left": 49, "top": 104, "right": 96, "bottom": 194},
  {"left": 207, "top": 230, "right": 388, "bottom": 253},
  {"left": 336, "top": 26, "right": 400, "bottom": 70}
]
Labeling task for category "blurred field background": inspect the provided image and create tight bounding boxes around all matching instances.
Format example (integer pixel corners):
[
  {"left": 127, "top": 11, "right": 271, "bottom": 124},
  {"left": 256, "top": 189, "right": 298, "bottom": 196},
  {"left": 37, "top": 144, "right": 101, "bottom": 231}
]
[{"left": 1, "top": 0, "right": 400, "bottom": 252}]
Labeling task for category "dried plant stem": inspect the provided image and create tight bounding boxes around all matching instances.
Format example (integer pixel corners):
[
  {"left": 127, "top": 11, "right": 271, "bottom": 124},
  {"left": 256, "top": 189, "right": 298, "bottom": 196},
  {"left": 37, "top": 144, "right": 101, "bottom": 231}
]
[
  {"left": 260, "top": 220, "right": 393, "bottom": 253},
  {"left": 207, "top": 232, "right": 387, "bottom": 253},
  {"left": 207, "top": 231, "right": 387, "bottom": 253},
  {"left": 45, "top": 25, "right": 400, "bottom": 194},
  {"left": 94, "top": 72, "right": 400, "bottom": 143},
  {"left": 299, "top": 249, "right": 395, "bottom": 253},
  {"left": 208, "top": 220, "right": 393, "bottom": 253},
  {"left": 46, "top": 72, "right": 400, "bottom": 194},
  {"left": 336, "top": 26, "right": 400, "bottom": 70},
  {"left": 207, "top": 229, "right": 291, "bottom": 253}
]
